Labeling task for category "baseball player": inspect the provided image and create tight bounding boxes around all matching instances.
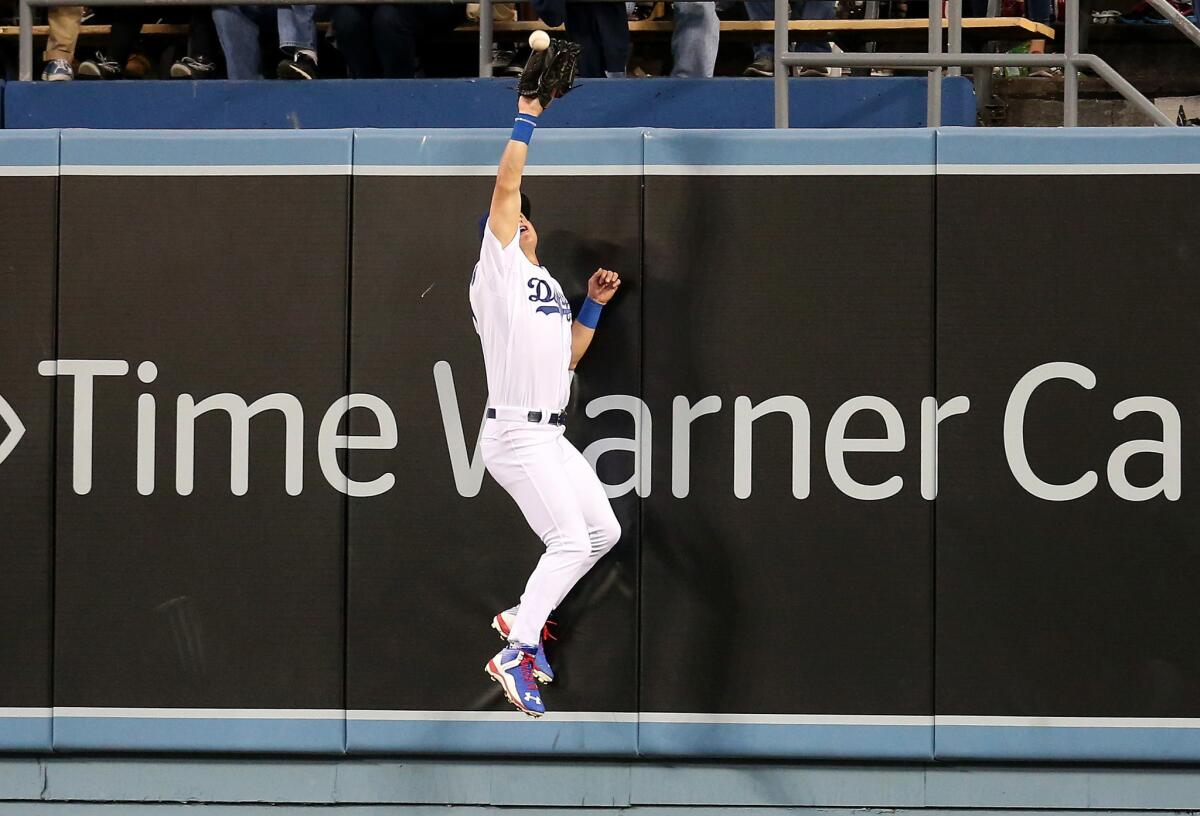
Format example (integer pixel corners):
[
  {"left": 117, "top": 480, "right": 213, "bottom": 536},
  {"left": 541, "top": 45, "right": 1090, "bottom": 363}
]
[{"left": 471, "top": 42, "right": 621, "bottom": 718}]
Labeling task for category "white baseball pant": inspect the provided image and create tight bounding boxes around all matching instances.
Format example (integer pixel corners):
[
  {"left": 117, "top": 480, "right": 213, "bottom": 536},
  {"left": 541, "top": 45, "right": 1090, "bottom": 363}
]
[{"left": 481, "top": 420, "right": 621, "bottom": 647}]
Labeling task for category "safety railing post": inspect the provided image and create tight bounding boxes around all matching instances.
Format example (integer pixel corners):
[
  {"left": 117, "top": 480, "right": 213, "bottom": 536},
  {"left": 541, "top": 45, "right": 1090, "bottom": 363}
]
[
  {"left": 19, "top": 0, "right": 33, "bottom": 81},
  {"left": 479, "top": 0, "right": 494, "bottom": 77},
  {"left": 927, "top": 0, "right": 942, "bottom": 126},
  {"left": 948, "top": 0, "right": 962, "bottom": 76},
  {"left": 1064, "top": 0, "right": 1079, "bottom": 125},
  {"left": 774, "top": 0, "right": 788, "bottom": 127}
]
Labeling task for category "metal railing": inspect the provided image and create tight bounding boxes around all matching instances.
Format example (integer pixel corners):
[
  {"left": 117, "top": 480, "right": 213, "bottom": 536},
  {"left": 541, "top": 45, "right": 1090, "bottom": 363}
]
[
  {"left": 772, "top": 0, "right": 1187, "bottom": 126},
  {"left": 15, "top": 0, "right": 1196, "bottom": 127}
]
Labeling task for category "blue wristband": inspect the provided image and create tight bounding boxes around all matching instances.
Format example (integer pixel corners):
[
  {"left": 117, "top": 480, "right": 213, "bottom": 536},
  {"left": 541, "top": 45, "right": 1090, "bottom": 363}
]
[
  {"left": 577, "top": 297, "right": 604, "bottom": 329},
  {"left": 512, "top": 114, "right": 538, "bottom": 144}
]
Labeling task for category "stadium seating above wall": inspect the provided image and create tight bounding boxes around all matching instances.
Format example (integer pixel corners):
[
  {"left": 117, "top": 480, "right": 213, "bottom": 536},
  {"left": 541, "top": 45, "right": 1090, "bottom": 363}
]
[{"left": 0, "top": 77, "right": 975, "bottom": 129}]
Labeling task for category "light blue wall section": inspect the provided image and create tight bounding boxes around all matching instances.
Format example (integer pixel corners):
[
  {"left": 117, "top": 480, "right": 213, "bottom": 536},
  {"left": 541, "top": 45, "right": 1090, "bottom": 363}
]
[
  {"left": 353, "top": 128, "right": 644, "bottom": 168},
  {"left": 51, "top": 716, "right": 345, "bottom": 754},
  {"left": 346, "top": 717, "right": 637, "bottom": 756},
  {"left": 0, "top": 129, "right": 58, "bottom": 167},
  {"left": 58, "top": 129, "right": 354, "bottom": 168},
  {"left": 0, "top": 716, "right": 51, "bottom": 752},
  {"left": 638, "top": 722, "right": 933, "bottom": 760},
  {"left": 643, "top": 127, "right": 936, "bottom": 167},
  {"left": 936, "top": 126, "right": 1200, "bottom": 166}
]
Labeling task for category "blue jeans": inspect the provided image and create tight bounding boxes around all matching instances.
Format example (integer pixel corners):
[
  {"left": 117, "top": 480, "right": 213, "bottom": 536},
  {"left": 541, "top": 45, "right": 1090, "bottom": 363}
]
[
  {"left": 213, "top": 4, "right": 316, "bottom": 78},
  {"left": 671, "top": 2, "right": 719, "bottom": 77},
  {"left": 746, "top": 0, "right": 835, "bottom": 60}
]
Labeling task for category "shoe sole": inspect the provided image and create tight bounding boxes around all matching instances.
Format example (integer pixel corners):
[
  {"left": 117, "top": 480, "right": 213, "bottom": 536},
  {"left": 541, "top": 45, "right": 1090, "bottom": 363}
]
[
  {"left": 485, "top": 659, "right": 544, "bottom": 718},
  {"left": 169, "top": 65, "right": 192, "bottom": 78},
  {"left": 279, "top": 65, "right": 316, "bottom": 80},
  {"left": 491, "top": 615, "right": 553, "bottom": 684},
  {"left": 44, "top": 74, "right": 71, "bottom": 81}
]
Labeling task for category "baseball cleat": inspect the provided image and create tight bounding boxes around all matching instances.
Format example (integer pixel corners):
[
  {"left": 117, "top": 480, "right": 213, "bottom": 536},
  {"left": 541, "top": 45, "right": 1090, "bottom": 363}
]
[
  {"left": 485, "top": 646, "right": 545, "bottom": 717},
  {"left": 491, "top": 607, "right": 556, "bottom": 683}
]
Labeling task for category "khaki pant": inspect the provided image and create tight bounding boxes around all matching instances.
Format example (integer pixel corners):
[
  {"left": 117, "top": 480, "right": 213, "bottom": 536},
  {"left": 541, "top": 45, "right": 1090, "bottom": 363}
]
[
  {"left": 467, "top": 2, "right": 518, "bottom": 21},
  {"left": 44, "top": 5, "right": 82, "bottom": 62}
]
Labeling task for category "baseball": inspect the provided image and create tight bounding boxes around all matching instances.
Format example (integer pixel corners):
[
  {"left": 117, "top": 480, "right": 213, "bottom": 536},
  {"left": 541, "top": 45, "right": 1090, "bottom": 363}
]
[{"left": 529, "top": 30, "right": 550, "bottom": 51}]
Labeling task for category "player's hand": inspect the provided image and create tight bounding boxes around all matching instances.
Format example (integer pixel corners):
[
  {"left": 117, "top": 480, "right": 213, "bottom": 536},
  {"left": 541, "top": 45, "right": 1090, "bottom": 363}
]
[
  {"left": 518, "top": 96, "right": 545, "bottom": 117},
  {"left": 587, "top": 269, "right": 621, "bottom": 305}
]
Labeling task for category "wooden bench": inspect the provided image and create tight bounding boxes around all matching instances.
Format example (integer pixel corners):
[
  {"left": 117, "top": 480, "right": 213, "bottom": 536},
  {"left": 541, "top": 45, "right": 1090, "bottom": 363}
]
[{"left": 0, "top": 17, "right": 1054, "bottom": 43}]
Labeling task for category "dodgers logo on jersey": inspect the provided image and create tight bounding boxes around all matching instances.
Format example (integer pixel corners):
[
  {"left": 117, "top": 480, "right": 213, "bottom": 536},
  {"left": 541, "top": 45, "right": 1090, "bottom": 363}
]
[{"left": 527, "top": 277, "right": 572, "bottom": 321}]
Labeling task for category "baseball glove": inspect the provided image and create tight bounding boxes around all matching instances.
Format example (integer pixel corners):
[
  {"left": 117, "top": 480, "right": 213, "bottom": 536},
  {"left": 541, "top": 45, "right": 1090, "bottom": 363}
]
[{"left": 517, "top": 39, "right": 582, "bottom": 108}]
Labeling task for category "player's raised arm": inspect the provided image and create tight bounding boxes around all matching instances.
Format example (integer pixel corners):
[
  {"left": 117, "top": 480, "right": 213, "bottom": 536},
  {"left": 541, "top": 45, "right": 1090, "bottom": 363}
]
[{"left": 489, "top": 95, "right": 543, "bottom": 246}]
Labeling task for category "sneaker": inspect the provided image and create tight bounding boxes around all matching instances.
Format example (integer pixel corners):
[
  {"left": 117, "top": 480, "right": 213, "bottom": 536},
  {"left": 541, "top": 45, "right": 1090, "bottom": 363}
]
[
  {"left": 277, "top": 50, "right": 318, "bottom": 79},
  {"left": 485, "top": 645, "right": 545, "bottom": 717},
  {"left": 491, "top": 44, "right": 517, "bottom": 71},
  {"left": 502, "top": 47, "right": 530, "bottom": 76},
  {"left": 77, "top": 51, "right": 121, "bottom": 79},
  {"left": 797, "top": 66, "right": 830, "bottom": 77},
  {"left": 41, "top": 58, "right": 73, "bottom": 81},
  {"left": 171, "top": 55, "right": 217, "bottom": 79},
  {"left": 492, "top": 607, "right": 556, "bottom": 683},
  {"left": 743, "top": 57, "right": 774, "bottom": 76}
]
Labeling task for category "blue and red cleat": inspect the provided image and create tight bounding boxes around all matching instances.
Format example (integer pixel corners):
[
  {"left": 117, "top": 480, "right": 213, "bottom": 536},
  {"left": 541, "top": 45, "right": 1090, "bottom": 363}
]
[
  {"left": 491, "top": 607, "right": 556, "bottom": 683},
  {"left": 485, "top": 645, "right": 545, "bottom": 717}
]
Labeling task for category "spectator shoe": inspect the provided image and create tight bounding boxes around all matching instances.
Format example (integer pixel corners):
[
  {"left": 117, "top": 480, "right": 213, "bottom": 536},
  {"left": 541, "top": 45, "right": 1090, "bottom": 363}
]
[
  {"left": 77, "top": 51, "right": 121, "bottom": 79},
  {"left": 277, "top": 50, "right": 319, "bottom": 80},
  {"left": 171, "top": 56, "right": 218, "bottom": 79},
  {"left": 743, "top": 57, "right": 774, "bottom": 76},
  {"left": 41, "top": 59, "right": 73, "bottom": 81}
]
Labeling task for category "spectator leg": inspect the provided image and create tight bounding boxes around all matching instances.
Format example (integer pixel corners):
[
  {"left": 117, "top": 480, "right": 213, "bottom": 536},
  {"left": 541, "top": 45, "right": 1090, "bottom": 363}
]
[
  {"left": 189, "top": 8, "right": 222, "bottom": 62},
  {"left": 108, "top": 7, "right": 145, "bottom": 65},
  {"left": 744, "top": 0, "right": 775, "bottom": 62},
  {"left": 214, "top": 5, "right": 267, "bottom": 78},
  {"left": 331, "top": 4, "right": 382, "bottom": 77},
  {"left": 670, "top": 2, "right": 719, "bottom": 77},
  {"left": 565, "top": 5, "right": 605, "bottom": 76},
  {"left": 278, "top": 4, "right": 317, "bottom": 53},
  {"left": 43, "top": 5, "right": 82, "bottom": 63},
  {"left": 595, "top": 2, "right": 630, "bottom": 76},
  {"left": 794, "top": 0, "right": 835, "bottom": 54},
  {"left": 410, "top": 3, "right": 469, "bottom": 75}
]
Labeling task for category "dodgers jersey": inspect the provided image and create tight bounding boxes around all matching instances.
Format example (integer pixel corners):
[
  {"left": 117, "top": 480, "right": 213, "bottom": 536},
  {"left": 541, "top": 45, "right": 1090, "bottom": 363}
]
[{"left": 470, "top": 219, "right": 573, "bottom": 411}]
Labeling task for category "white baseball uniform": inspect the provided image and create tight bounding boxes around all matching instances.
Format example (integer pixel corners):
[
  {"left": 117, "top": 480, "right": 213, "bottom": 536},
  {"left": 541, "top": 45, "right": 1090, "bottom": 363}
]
[{"left": 470, "top": 219, "right": 620, "bottom": 648}]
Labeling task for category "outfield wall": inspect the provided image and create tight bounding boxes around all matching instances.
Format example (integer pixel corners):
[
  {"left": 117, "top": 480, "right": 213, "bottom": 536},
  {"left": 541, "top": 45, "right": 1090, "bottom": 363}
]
[{"left": 1, "top": 127, "right": 1199, "bottom": 761}]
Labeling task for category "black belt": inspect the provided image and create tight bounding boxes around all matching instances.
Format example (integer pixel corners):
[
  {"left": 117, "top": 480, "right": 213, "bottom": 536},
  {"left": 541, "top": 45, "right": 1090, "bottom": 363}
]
[{"left": 486, "top": 408, "right": 567, "bottom": 426}]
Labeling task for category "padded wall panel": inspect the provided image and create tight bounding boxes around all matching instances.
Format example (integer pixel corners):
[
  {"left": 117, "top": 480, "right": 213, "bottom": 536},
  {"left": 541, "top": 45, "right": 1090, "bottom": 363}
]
[
  {"left": 935, "top": 129, "right": 1200, "bottom": 761},
  {"left": 2, "top": 78, "right": 975, "bottom": 130},
  {"left": 51, "top": 131, "right": 351, "bottom": 752},
  {"left": 345, "top": 130, "right": 642, "bottom": 754},
  {"left": 0, "top": 131, "right": 58, "bottom": 750},
  {"left": 638, "top": 130, "right": 936, "bottom": 758}
]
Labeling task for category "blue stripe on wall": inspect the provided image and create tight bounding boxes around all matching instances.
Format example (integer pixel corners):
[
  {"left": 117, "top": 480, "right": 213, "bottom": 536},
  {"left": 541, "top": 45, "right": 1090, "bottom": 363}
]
[
  {"left": 638, "top": 722, "right": 933, "bottom": 759},
  {"left": 0, "top": 716, "right": 52, "bottom": 751},
  {"left": 52, "top": 716, "right": 345, "bottom": 754},
  {"left": 59, "top": 129, "right": 353, "bottom": 167},
  {"left": 937, "top": 724, "right": 1200, "bottom": 761},
  {"left": 347, "top": 717, "right": 637, "bottom": 755},
  {"left": 644, "top": 128, "right": 936, "bottom": 167},
  {"left": 0, "top": 129, "right": 59, "bottom": 166},
  {"left": 353, "top": 128, "right": 644, "bottom": 168},
  {"left": 937, "top": 127, "right": 1200, "bottom": 166}
]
